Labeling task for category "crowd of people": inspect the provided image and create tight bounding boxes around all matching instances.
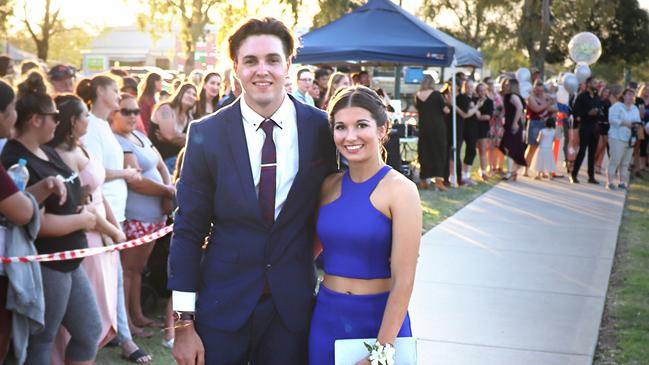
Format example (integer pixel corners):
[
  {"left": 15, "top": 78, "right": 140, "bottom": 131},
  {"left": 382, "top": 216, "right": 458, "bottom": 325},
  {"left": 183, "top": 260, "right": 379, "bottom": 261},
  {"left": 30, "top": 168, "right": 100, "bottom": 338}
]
[
  {"left": 415, "top": 71, "right": 649, "bottom": 190},
  {"left": 0, "top": 17, "right": 420, "bottom": 365},
  {"left": 0, "top": 16, "right": 647, "bottom": 365}
]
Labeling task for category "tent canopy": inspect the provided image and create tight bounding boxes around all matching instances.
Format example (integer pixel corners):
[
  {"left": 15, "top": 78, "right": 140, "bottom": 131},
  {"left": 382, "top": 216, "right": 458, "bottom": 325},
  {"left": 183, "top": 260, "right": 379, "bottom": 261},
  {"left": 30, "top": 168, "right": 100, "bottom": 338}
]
[{"left": 294, "top": 0, "right": 482, "bottom": 67}]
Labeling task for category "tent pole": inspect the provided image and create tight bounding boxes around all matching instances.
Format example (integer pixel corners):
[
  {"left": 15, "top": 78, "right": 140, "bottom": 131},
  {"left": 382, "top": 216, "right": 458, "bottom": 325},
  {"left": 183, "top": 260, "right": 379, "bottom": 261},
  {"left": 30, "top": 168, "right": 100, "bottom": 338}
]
[
  {"left": 394, "top": 65, "right": 402, "bottom": 103},
  {"left": 451, "top": 57, "right": 458, "bottom": 188}
]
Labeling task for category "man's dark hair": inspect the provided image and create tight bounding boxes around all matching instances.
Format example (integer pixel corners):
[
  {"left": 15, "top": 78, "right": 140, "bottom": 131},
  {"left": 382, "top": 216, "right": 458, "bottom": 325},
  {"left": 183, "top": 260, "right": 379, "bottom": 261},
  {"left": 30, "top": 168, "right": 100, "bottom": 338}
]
[
  {"left": 296, "top": 67, "right": 312, "bottom": 80},
  {"left": 585, "top": 76, "right": 595, "bottom": 86},
  {"left": 315, "top": 67, "right": 332, "bottom": 80},
  {"left": 228, "top": 17, "right": 295, "bottom": 61}
]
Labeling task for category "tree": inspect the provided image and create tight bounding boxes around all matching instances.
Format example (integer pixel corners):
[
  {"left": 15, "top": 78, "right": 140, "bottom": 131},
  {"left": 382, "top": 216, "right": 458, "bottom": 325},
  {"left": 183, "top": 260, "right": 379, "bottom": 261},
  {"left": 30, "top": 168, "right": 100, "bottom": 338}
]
[
  {"left": 21, "top": 0, "right": 63, "bottom": 61},
  {"left": 311, "top": 0, "right": 362, "bottom": 30},
  {"left": 0, "top": 0, "right": 13, "bottom": 37},
  {"left": 138, "top": 0, "right": 221, "bottom": 72},
  {"left": 419, "top": 0, "right": 514, "bottom": 48}
]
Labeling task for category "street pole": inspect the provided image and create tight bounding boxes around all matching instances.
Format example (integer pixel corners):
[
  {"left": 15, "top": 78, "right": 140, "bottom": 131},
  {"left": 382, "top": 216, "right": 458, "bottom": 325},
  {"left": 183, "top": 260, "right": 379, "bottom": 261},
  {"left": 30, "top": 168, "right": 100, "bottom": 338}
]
[{"left": 451, "top": 56, "right": 458, "bottom": 188}]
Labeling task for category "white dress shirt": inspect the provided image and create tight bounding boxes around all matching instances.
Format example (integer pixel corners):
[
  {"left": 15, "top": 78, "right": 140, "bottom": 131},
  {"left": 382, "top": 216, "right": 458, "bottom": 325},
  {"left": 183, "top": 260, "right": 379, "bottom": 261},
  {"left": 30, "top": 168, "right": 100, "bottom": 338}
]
[{"left": 173, "top": 94, "right": 299, "bottom": 312}]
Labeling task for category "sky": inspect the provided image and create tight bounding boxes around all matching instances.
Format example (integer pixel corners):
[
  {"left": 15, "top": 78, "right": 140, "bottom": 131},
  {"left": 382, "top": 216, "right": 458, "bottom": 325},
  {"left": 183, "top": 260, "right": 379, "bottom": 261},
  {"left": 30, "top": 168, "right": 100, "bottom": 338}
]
[
  {"left": 12, "top": 0, "right": 425, "bottom": 32},
  {"left": 12, "top": 0, "right": 649, "bottom": 33}
]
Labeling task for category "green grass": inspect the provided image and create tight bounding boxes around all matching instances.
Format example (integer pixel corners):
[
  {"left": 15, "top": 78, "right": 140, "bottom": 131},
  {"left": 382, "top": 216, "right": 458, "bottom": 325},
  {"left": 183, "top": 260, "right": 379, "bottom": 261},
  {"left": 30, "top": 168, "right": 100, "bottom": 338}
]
[
  {"left": 96, "top": 157, "right": 497, "bottom": 364},
  {"left": 594, "top": 173, "right": 649, "bottom": 365}
]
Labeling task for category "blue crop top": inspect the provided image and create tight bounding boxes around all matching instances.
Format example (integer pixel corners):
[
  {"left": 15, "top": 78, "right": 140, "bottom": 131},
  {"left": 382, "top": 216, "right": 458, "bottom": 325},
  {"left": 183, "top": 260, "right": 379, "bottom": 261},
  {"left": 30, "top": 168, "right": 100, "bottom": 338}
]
[{"left": 316, "top": 165, "right": 393, "bottom": 279}]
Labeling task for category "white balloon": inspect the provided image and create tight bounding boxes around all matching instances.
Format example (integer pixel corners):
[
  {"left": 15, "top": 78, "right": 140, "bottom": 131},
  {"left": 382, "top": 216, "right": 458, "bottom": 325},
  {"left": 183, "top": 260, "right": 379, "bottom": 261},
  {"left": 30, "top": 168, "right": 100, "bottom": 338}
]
[
  {"left": 516, "top": 67, "right": 531, "bottom": 82},
  {"left": 556, "top": 86, "right": 569, "bottom": 105},
  {"left": 520, "top": 81, "right": 533, "bottom": 99},
  {"left": 568, "top": 32, "right": 602, "bottom": 65},
  {"left": 562, "top": 73, "right": 578, "bottom": 94},
  {"left": 575, "top": 62, "right": 591, "bottom": 84}
]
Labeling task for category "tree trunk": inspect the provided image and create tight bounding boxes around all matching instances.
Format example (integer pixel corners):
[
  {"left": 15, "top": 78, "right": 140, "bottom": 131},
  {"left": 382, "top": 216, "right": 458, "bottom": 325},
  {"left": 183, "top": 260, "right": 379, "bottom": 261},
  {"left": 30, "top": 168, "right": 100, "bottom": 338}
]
[
  {"left": 184, "top": 50, "right": 195, "bottom": 73},
  {"left": 37, "top": 40, "right": 48, "bottom": 61}
]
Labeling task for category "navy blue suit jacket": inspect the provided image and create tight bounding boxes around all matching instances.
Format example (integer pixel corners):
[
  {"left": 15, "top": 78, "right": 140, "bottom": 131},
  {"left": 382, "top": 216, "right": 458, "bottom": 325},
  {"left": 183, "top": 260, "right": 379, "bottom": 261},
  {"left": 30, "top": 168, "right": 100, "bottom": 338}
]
[{"left": 167, "top": 96, "right": 336, "bottom": 333}]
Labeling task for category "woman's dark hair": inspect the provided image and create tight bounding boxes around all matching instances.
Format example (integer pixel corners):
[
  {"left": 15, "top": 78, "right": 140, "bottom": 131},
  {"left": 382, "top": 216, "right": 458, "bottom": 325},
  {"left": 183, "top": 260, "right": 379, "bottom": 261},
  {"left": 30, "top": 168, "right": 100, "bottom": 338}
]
[
  {"left": 48, "top": 94, "right": 86, "bottom": 150},
  {"left": 76, "top": 74, "right": 118, "bottom": 108},
  {"left": 138, "top": 72, "right": 161, "bottom": 101},
  {"left": 152, "top": 82, "right": 196, "bottom": 121},
  {"left": 0, "top": 56, "right": 12, "bottom": 77},
  {"left": 20, "top": 60, "right": 40, "bottom": 75},
  {"left": 0, "top": 79, "right": 15, "bottom": 112},
  {"left": 328, "top": 86, "right": 389, "bottom": 129},
  {"left": 621, "top": 88, "right": 636, "bottom": 102},
  {"left": 545, "top": 116, "right": 556, "bottom": 129},
  {"left": 196, "top": 72, "right": 221, "bottom": 118},
  {"left": 14, "top": 71, "right": 53, "bottom": 133},
  {"left": 228, "top": 17, "right": 295, "bottom": 61}
]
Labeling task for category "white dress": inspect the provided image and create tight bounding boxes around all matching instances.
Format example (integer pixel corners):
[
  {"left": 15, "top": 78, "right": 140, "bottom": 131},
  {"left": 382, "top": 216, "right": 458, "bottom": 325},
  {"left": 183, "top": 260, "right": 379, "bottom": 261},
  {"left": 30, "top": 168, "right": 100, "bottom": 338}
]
[{"left": 532, "top": 128, "right": 557, "bottom": 173}]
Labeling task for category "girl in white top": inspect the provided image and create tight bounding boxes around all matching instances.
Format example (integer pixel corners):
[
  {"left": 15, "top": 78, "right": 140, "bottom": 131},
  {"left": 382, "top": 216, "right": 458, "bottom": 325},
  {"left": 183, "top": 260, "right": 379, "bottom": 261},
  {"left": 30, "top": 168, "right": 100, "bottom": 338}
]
[
  {"left": 76, "top": 75, "right": 152, "bottom": 363},
  {"left": 532, "top": 117, "right": 558, "bottom": 179}
]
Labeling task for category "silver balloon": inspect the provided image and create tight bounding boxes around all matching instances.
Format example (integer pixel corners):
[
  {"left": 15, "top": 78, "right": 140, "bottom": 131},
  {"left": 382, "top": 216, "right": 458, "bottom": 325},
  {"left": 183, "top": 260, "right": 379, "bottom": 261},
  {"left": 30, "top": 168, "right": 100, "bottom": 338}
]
[
  {"left": 574, "top": 63, "right": 591, "bottom": 84},
  {"left": 516, "top": 67, "right": 531, "bottom": 83},
  {"left": 568, "top": 32, "right": 602, "bottom": 65},
  {"left": 562, "top": 73, "right": 578, "bottom": 94},
  {"left": 520, "top": 81, "right": 533, "bottom": 99}
]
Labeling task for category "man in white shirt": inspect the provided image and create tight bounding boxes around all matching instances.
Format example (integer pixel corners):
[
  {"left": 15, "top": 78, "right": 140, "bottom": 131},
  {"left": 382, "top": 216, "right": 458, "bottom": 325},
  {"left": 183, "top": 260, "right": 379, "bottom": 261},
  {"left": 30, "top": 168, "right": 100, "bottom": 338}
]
[
  {"left": 168, "top": 17, "right": 336, "bottom": 365},
  {"left": 292, "top": 67, "right": 316, "bottom": 107}
]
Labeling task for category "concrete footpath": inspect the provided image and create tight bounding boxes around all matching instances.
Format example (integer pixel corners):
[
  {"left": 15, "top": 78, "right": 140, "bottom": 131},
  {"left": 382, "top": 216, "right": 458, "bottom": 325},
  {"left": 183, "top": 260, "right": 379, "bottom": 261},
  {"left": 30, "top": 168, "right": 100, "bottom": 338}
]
[{"left": 409, "top": 173, "right": 627, "bottom": 365}]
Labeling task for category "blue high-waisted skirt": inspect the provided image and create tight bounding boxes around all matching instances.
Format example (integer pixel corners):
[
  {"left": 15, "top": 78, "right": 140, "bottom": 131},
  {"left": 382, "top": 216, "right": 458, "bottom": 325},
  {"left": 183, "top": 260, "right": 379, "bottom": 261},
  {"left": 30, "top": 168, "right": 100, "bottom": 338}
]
[{"left": 308, "top": 284, "right": 412, "bottom": 365}]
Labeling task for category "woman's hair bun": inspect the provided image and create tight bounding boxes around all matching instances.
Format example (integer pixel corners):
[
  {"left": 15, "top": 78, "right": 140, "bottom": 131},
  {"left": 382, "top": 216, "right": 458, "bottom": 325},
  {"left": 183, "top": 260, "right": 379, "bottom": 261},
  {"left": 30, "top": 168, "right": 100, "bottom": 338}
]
[{"left": 17, "top": 71, "right": 48, "bottom": 99}]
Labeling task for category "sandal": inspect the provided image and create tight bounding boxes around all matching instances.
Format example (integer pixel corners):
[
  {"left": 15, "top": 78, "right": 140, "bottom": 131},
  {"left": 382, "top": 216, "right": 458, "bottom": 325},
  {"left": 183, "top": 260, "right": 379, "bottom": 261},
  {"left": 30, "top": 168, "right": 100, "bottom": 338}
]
[
  {"left": 134, "top": 318, "right": 165, "bottom": 328},
  {"left": 122, "top": 348, "right": 152, "bottom": 364},
  {"left": 131, "top": 328, "right": 154, "bottom": 338}
]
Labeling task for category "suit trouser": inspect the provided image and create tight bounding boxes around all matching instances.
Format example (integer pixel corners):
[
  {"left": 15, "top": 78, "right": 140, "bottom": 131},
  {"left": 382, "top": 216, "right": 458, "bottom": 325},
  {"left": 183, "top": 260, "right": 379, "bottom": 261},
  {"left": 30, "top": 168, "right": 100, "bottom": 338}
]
[
  {"left": 572, "top": 124, "right": 599, "bottom": 179},
  {"left": 608, "top": 138, "right": 633, "bottom": 184},
  {"left": 196, "top": 294, "right": 308, "bottom": 365}
]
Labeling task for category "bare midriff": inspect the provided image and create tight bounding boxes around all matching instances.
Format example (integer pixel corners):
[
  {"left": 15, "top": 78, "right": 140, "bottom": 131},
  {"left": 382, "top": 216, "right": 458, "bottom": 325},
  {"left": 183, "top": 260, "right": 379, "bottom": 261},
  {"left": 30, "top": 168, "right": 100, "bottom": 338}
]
[{"left": 323, "top": 274, "right": 391, "bottom": 295}]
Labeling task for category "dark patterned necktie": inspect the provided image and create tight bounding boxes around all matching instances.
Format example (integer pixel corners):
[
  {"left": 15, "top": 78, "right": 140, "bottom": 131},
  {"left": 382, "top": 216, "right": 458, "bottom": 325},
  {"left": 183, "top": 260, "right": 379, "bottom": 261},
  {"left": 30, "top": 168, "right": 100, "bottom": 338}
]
[{"left": 258, "top": 119, "right": 277, "bottom": 225}]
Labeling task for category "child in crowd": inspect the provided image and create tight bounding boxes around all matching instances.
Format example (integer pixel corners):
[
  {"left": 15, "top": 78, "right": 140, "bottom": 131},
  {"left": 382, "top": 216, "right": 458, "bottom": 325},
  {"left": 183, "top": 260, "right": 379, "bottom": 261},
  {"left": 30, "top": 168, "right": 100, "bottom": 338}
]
[{"left": 533, "top": 117, "right": 559, "bottom": 179}]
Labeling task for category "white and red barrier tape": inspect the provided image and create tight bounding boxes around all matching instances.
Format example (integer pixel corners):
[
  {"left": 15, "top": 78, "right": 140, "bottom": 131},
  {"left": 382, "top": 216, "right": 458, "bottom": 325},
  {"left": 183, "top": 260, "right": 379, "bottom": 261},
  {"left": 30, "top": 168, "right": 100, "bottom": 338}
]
[{"left": 0, "top": 224, "right": 174, "bottom": 264}]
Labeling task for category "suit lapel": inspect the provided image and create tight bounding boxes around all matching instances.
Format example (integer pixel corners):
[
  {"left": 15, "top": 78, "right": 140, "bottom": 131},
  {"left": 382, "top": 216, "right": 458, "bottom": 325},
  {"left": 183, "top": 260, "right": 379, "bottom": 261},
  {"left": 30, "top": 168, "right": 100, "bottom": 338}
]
[{"left": 223, "top": 101, "right": 264, "bottom": 223}]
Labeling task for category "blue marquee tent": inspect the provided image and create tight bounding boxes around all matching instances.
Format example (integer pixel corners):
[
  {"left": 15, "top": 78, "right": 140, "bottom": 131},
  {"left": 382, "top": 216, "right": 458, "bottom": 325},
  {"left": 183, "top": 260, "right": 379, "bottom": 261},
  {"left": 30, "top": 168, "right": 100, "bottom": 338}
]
[{"left": 294, "top": 0, "right": 483, "bottom": 67}]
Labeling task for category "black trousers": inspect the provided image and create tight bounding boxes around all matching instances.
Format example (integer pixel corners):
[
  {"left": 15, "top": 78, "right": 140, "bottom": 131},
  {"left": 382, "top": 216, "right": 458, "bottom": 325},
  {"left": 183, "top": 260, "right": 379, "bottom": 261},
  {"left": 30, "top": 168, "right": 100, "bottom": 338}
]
[
  {"left": 572, "top": 123, "right": 600, "bottom": 180},
  {"left": 196, "top": 294, "right": 308, "bottom": 365}
]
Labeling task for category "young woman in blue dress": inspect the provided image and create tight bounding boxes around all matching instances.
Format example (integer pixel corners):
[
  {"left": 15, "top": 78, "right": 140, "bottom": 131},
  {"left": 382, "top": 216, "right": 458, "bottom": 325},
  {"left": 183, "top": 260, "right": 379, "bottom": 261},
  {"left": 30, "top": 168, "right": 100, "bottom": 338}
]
[{"left": 310, "top": 86, "right": 422, "bottom": 365}]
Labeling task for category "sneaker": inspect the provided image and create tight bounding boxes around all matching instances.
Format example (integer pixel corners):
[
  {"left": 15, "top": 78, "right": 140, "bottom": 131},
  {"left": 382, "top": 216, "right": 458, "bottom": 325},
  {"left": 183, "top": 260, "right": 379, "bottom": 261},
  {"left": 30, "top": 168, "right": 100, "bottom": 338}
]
[
  {"left": 606, "top": 183, "right": 615, "bottom": 190},
  {"left": 618, "top": 183, "right": 628, "bottom": 190},
  {"left": 161, "top": 337, "right": 174, "bottom": 349},
  {"left": 462, "top": 178, "right": 477, "bottom": 186}
]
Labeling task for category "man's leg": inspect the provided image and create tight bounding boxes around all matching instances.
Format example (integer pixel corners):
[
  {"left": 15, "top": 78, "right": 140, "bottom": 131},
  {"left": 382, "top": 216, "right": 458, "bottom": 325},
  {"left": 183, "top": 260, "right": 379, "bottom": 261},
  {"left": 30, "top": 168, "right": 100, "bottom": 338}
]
[
  {"left": 250, "top": 295, "right": 308, "bottom": 365},
  {"left": 195, "top": 320, "right": 249, "bottom": 365},
  {"left": 586, "top": 126, "right": 599, "bottom": 180}
]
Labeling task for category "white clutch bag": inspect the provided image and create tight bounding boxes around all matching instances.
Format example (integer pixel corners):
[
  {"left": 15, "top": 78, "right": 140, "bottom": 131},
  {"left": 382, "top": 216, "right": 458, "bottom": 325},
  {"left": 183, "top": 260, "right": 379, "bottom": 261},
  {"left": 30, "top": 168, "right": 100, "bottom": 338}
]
[{"left": 334, "top": 337, "right": 417, "bottom": 365}]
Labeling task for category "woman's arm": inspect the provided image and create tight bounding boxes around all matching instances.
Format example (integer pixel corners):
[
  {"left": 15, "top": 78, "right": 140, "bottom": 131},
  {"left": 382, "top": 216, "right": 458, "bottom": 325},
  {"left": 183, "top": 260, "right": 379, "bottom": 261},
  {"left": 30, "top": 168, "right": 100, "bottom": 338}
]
[
  {"left": 38, "top": 209, "right": 96, "bottom": 237},
  {"left": 123, "top": 153, "right": 174, "bottom": 198},
  {"left": 511, "top": 96, "right": 524, "bottom": 132},
  {"left": 153, "top": 105, "right": 186, "bottom": 146},
  {"left": 376, "top": 177, "right": 422, "bottom": 346}
]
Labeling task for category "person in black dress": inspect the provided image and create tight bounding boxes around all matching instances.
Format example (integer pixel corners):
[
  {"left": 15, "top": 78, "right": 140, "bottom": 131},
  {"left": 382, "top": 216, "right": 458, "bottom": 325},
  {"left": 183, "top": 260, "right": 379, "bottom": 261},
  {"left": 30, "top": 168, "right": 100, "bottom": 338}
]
[
  {"left": 499, "top": 79, "right": 527, "bottom": 180},
  {"left": 475, "top": 82, "right": 494, "bottom": 181},
  {"left": 415, "top": 75, "right": 448, "bottom": 191}
]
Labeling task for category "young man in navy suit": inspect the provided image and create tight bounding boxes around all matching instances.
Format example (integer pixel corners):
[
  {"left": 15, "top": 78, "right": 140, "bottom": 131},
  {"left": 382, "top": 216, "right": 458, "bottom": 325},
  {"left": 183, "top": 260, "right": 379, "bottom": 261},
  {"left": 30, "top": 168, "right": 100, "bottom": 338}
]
[{"left": 168, "top": 17, "right": 336, "bottom": 365}]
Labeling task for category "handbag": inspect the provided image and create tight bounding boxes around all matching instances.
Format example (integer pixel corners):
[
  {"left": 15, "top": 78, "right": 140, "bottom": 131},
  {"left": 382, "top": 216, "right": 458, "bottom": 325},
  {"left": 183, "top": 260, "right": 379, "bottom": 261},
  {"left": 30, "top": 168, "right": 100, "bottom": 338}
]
[{"left": 334, "top": 337, "right": 417, "bottom": 365}]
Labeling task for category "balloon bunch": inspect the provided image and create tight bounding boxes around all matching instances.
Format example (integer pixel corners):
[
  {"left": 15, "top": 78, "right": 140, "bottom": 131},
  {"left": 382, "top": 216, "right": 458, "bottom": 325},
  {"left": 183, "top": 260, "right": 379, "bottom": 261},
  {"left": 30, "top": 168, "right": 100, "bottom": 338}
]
[
  {"left": 562, "top": 32, "right": 602, "bottom": 94},
  {"left": 516, "top": 67, "right": 533, "bottom": 99}
]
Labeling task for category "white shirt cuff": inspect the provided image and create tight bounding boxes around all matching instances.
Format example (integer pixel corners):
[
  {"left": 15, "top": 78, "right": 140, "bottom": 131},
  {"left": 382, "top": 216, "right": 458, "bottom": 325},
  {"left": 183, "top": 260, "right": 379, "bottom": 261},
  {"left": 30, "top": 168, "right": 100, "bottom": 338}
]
[{"left": 172, "top": 291, "right": 196, "bottom": 312}]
